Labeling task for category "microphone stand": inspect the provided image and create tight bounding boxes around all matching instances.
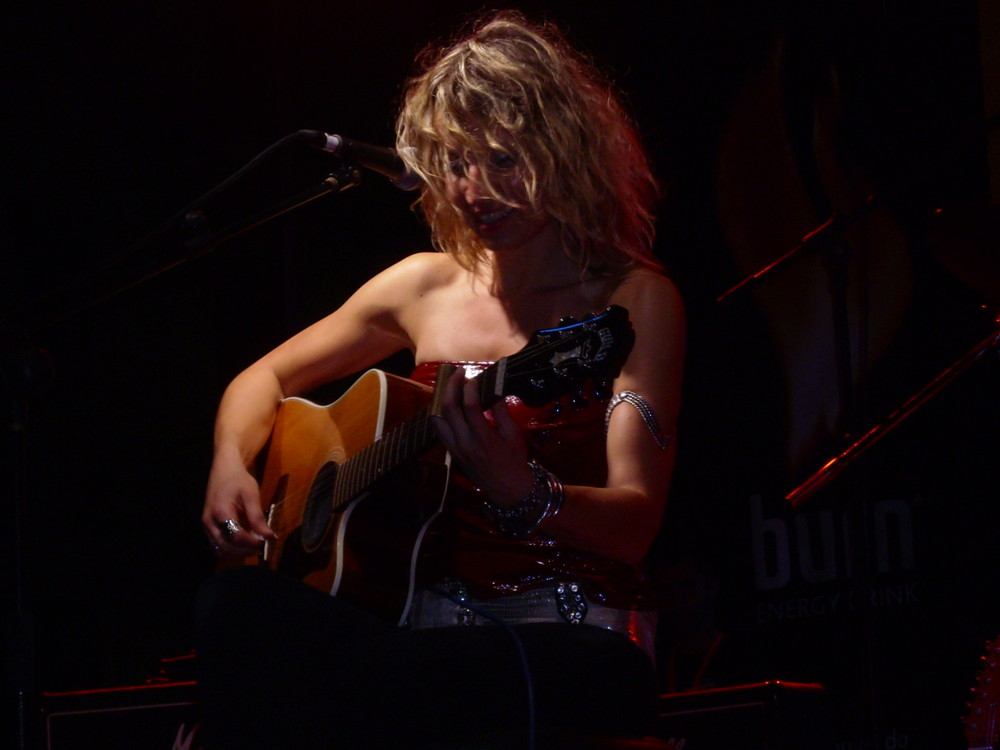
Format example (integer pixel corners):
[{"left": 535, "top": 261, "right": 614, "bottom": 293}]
[
  {"left": 2, "top": 136, "right": 365, "bottom": 749},
  {"left": 6, "top": 163, "right": 363, "bottom": 333},
  {"left": 717, "top": 194, "right": 879, "bottom": 481},
  {"left": 787, "top": 314, "right": 1000, "bottom": 507},
  {"left": 720, "top": 113, "right": 1000, "bottom": 509},
  {"left": 716, "top": 195, "right": 878, "bottom": 307},
  {"left": 720, "top": 198, "right": 1000, "bottom": 509},
  {"left": 717, "top": 112, "right": 1000, "bottom": 309}
]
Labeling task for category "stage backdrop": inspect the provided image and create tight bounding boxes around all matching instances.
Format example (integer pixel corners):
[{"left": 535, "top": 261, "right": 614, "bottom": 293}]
[{"left": 4, "top": 2, "right": 996, "bottom": 748}]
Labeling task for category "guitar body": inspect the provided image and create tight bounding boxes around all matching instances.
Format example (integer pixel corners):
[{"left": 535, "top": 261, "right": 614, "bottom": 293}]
[{"left": 256, "top": 369, "right": 447, "bottom": 625}]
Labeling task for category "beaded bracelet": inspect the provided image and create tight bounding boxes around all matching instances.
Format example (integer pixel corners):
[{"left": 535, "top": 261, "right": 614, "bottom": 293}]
[{"left": 482, "top": 461, "right": 564, "bottom": 539}]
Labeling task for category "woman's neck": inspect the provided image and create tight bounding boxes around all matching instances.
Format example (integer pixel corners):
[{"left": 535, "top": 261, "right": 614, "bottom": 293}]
[{"left": 477, "top": 225, "right": 588, "bottom": 300}]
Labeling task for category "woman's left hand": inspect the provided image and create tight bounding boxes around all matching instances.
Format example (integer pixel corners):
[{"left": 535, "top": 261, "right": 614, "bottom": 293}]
[{"left": 431, "top": 368, "right": 533, "bottom": 507}]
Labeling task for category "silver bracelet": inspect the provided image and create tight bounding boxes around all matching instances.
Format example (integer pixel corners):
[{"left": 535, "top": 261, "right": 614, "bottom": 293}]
[
  {"left": 605, "top": 390, "right": 672, "bottom": 450},
  {"left": 482, "top": 461, "right": 564, "bottom": 538}
]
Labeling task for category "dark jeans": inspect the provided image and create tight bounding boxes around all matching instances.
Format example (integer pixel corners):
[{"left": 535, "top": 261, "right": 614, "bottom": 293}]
[{"left": 193, "top": 567, "right": 657, "bottom": 749}]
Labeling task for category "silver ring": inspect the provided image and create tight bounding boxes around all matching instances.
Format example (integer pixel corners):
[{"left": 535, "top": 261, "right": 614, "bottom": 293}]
[{"left": 220, "top": 518, "right": 241, "bottom": 537}]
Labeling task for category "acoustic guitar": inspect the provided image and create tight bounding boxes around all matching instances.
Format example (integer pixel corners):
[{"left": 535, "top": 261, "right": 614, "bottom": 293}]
[{"left": 249, "top": 305, "right": 634, "bottom": 625}]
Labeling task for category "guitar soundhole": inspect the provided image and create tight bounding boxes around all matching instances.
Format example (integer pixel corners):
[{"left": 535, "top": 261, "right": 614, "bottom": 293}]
[{"left": 301, "top": 460, "right": 339, "bottom": 553}]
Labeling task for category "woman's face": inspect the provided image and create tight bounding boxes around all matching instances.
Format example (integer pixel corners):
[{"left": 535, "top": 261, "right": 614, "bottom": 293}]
[{"left": 443, "top": 145, "right": 553, "bottom": 253}]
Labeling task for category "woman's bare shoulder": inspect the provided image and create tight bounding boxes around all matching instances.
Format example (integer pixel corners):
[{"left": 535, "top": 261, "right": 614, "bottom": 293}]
[
  {"left": 355, "top": 251, "right": 462, "bottom": 305},
  {"left": 384, "top": 251, "right": 460, "bottom": 283},
  {"left": 609, "top": 268, "right": 684, "bottom": 320}
]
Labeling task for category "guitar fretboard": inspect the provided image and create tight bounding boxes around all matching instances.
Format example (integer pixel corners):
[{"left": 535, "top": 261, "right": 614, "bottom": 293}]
[{"left": 330, "top": 359, "right": 505, "bottom": 509}]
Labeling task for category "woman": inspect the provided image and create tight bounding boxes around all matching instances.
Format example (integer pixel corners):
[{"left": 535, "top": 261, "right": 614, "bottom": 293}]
[{"left": 197, "top": 11, "right": 684, "bottom": 749}]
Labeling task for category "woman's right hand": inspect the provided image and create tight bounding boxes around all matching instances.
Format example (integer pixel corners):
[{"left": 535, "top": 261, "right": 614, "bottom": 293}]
[
  {"left": 198, "top": 254, "right": 424, "bottom": 558},
  {"left": 202, "top": 450, "right": 275, "bottom": 558}
]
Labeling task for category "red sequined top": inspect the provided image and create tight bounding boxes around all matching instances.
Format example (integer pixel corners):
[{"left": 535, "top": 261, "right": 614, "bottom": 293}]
[{"left": 410, "top": 361, "right": 655, "bottom": 611}]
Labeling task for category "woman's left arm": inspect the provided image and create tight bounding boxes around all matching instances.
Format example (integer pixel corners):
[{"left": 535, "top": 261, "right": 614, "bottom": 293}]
[
  {"left": 537, "top": 271, "right": 685, "bottom": 564},
  {"left": 434, "top": 270, "right": 685, "bottom": 566}
]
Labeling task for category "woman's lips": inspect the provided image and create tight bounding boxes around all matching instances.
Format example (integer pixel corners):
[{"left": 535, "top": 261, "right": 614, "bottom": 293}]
[{"left": 474, "top": 205, "right": 515, "bottom": 227}]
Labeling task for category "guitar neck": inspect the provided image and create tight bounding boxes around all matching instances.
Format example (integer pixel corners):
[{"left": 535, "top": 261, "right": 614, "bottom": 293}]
[
  {"left": 330, "top": 405, "right": 433, "bottom": 511},
  {"left": 329, "top": 361, "right": 508, "bottom": 510}
]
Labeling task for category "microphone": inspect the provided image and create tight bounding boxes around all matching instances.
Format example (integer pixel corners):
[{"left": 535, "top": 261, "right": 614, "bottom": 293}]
[{"left": 297, "top": 130, "right": 422, "bottom": 191}]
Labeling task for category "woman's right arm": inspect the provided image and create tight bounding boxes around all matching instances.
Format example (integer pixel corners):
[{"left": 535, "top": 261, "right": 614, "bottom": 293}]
[{"left": 202, "top": 253, "right": 437, "bottom": 556}]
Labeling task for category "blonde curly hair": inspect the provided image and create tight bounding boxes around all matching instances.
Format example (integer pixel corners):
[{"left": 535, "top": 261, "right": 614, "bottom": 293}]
[{"left": 396, "top": 11, "right": 661, "bottom": 276}]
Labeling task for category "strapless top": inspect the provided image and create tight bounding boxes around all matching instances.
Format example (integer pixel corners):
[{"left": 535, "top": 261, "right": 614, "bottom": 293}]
[{"left": 410, "top": 361, "right": 654, "bottom": 611}]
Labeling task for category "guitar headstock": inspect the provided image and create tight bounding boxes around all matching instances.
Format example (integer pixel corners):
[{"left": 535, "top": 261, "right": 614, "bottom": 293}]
[
  {"left": 492, "top": 305, "right": 635, "bottom": 407},
  {"left": 964, "top": 636, "right": 1000, "bottom": 750}
]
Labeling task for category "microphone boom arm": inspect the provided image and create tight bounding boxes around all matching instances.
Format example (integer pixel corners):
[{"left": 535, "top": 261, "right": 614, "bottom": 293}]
[{"left": 787, "top": 314, "right": 1000, "bottom": 507}]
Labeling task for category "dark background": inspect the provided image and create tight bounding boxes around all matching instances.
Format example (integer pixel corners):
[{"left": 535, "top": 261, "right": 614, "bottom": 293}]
[{"left": 4, "top": 1, "right": 998, "bottom": 747}]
